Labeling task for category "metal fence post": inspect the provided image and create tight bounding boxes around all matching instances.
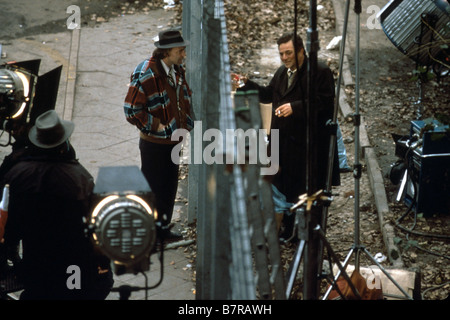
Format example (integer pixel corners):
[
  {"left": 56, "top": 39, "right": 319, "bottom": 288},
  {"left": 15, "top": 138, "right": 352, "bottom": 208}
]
[
  {"left": 183, "top": 0, "right": 262, "bottom": 300},
  {"left": 183, "top": 0, "right": 203, "bottom": 225}
]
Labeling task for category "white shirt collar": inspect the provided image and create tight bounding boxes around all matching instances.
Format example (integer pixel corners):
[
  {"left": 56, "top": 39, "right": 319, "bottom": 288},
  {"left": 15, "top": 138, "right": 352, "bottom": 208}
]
[{"left": 161, "top": 60, "right": 175, "bottom": 77}]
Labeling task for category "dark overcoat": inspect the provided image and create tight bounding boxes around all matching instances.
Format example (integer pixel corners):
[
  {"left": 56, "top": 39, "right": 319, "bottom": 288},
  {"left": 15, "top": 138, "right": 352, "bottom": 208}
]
[
  {"left": 245, "top": 58, "right": 340, "bottom": 203},
  {"left": 2, "top": 147, "right": 113, "bottom": 299}
]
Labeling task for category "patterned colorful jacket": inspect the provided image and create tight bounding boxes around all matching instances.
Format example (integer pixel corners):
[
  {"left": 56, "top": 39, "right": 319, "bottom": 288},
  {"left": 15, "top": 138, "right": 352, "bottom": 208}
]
[{"left": 124, "top": 57, "right": 194, "bottom": 144}]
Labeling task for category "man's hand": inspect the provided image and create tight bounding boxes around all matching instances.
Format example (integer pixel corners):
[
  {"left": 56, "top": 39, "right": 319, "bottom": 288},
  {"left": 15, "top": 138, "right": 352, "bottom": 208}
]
[
  {"left": 231, "top": 72, "right": 248, "bottom": 89},
  {"left": 275, "top": 103, "right": 293, "bottom": 117}
]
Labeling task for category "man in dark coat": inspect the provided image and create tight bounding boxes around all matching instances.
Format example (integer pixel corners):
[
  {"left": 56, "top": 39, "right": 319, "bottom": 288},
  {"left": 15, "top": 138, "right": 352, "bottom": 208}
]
[
  {"left": 236, "top": 32, "right": 340, "bottom": 236},
  {"left": 2, "top": 110, "right": 113, "bottom": 300}
]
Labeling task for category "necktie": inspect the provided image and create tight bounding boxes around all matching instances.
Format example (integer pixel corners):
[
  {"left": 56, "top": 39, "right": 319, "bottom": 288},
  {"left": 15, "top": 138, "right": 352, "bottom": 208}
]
[
  {"left": 168, "top": 67, "right": 176, "bottom": 88},
  {"left": 287, "top": 69, "right": 295, "bottom": 88}
]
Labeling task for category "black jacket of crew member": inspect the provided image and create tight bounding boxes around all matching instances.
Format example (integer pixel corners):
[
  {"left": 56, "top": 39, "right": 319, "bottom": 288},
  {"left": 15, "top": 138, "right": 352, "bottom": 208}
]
[{"left": 2, "top": 145, "right": 113, "bottom": 300}]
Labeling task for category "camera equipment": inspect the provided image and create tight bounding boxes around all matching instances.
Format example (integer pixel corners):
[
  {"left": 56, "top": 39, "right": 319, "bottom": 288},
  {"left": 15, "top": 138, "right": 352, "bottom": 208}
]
[
  {"left": 378, "top": 0, "right": 450, "bottom": 68},
  {"left": 87, "top": 166, "right": 159, "bottom": 276},
  {"left": 391, "top": 119, "right": 450, "bottom": 216}
]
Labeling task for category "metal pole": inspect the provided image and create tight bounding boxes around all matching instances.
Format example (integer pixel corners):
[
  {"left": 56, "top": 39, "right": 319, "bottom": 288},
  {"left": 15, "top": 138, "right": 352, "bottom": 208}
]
[
  {"left": 318, "top": 0, "right": 350, "bottom": 282},
  {"left": 183, "top": 0, "right": 204, "bottom": 225},
  {"left": 353, "top": 0, "right": 362, "bottom": 272},
  {"left": 306, "top": 1, "right": 319, "bottom": 195},
  {"left": 303, "top": 0, "right": 321, "bottom": 300},
  {"left": 323, "top": 0, "right": 351, "bottom": 211}
]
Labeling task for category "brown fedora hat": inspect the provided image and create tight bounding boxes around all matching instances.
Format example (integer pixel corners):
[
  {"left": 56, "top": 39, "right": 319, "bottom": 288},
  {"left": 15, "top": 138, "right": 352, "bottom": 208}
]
[
  {"left": 154, "top": 29, "right": 189, "bottom": 49},
  {"left": 28, "top": 110, "right": 75, "bottom": 149}
]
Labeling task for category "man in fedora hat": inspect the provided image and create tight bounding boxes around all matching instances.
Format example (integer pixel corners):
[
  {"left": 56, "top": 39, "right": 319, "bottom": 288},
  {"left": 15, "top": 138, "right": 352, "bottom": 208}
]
[
  {"left": 1, "top": 110, "right": 113, "bottom": 299},
  {"left": 124, "top": 29, "right": 194, "bottom": 241}
]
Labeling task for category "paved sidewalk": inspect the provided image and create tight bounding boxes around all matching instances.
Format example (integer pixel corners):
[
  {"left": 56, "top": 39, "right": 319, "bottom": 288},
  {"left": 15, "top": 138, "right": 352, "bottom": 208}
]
[
  {"left": 1, "top": 8, "right": 195, "bottom": 301},
  {"left": 71, "top": 10, "right": 196, "bottom": 301}
]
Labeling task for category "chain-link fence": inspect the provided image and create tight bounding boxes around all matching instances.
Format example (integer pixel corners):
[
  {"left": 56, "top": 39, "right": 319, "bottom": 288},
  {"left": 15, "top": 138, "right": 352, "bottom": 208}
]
[{"left": 182, "top": 0, "right": 284, "bottom": 300}]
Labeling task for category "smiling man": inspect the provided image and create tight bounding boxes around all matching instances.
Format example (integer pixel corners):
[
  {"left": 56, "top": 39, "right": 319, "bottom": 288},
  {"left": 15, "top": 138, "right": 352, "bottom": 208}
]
[{"left": 236, "top": 32, "right": 340, "bottom": 240}]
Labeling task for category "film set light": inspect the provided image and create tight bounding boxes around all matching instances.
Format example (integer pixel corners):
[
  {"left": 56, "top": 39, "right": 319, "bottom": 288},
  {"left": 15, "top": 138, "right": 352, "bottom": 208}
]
[
  {"left": 379, "top": 0, "right": 450, "bottom": 217},
  {"left": 0, "top": 60, "right": 62, "bottom": 145},
  {"left": 378, "top": 0, "right": 450, "bottom": 70},
  {"left": 87, "top": 166, "right": 159, "bottom": 276},
  {"left": 0, "top": 65, "right": 36, "bottom": 124},
  {"left": 0, "top": 60, "right": 62, "bottom": 299}
]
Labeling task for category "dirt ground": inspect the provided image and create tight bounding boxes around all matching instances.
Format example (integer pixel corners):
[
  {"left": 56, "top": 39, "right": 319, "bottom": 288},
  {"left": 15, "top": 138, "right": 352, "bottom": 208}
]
[
  {"left": 196, "top": 0, "right": 450, "bottom": 300},
  {"left": 329, "top": 2, "right": 450, "bottom": 301},
  {"left": 1, "top": 0, "right": 448, "bottom": 300},
  {"left": 186, "top": 0, "right": 449, "bottom": 300}
]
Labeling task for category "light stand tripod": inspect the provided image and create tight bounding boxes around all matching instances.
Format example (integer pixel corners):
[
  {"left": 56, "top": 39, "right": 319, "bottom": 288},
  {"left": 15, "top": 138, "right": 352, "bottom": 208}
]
[
  {"left": 321, "top": 0, "right": 412, "bottom": 300},
  {"left": 285, "top": 0, "right": 414, "bottom": 300},
  {"left": 285, "top": 0, "right": 357, "bottom": 300}
]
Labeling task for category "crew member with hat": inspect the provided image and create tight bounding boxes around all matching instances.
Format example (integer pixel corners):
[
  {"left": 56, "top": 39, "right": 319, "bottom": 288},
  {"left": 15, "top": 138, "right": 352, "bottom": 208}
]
[
  {"left": 1, "top": 110, "right": 113, "bottom": 300},
  {"left": 124, "top": 29, "right": 194, "bottom": 241}
]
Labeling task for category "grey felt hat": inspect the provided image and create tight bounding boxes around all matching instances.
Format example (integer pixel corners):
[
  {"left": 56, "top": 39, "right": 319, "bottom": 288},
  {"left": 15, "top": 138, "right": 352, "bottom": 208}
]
[
  {"left": 154, "top": 29, "right": 189, "bottom": 49},
  {"left": 28, "top": 110, "right": 74, "bottom": 148}
]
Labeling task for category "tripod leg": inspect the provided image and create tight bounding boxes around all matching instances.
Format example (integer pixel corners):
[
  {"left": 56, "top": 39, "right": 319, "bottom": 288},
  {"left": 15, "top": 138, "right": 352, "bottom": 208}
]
[
  {"left": 303, "top": 208, "right": 322, "bottom": 300},
  {"left": 285, "top": 239, "right": 305, "bottom": 299},
  {"left": 361, "top": 247, "right": 413, "bottom": 300},
  {"left": 322, "top": 247, "right": 353, "bottom": 299},
  {"left": 318, "top": 228, "right": 361, "bottom": 299}
]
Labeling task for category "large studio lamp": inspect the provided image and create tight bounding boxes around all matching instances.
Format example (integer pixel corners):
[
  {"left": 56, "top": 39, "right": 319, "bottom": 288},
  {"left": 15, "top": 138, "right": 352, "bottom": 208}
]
[
  {"left": 87, "top": 166, "right": 158, "bottom": 275},
  {"left": 0, "top": 60, "right": 62, "bottom": 137},
  {"left": 378, "top": 0, "right": 449, "bottom": 119},
  {"left": 378, "top": 0, "right": 450, "bottom": 68},
  {"left": 0, "top": 67, "right": 33, "bottom": 121}
]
